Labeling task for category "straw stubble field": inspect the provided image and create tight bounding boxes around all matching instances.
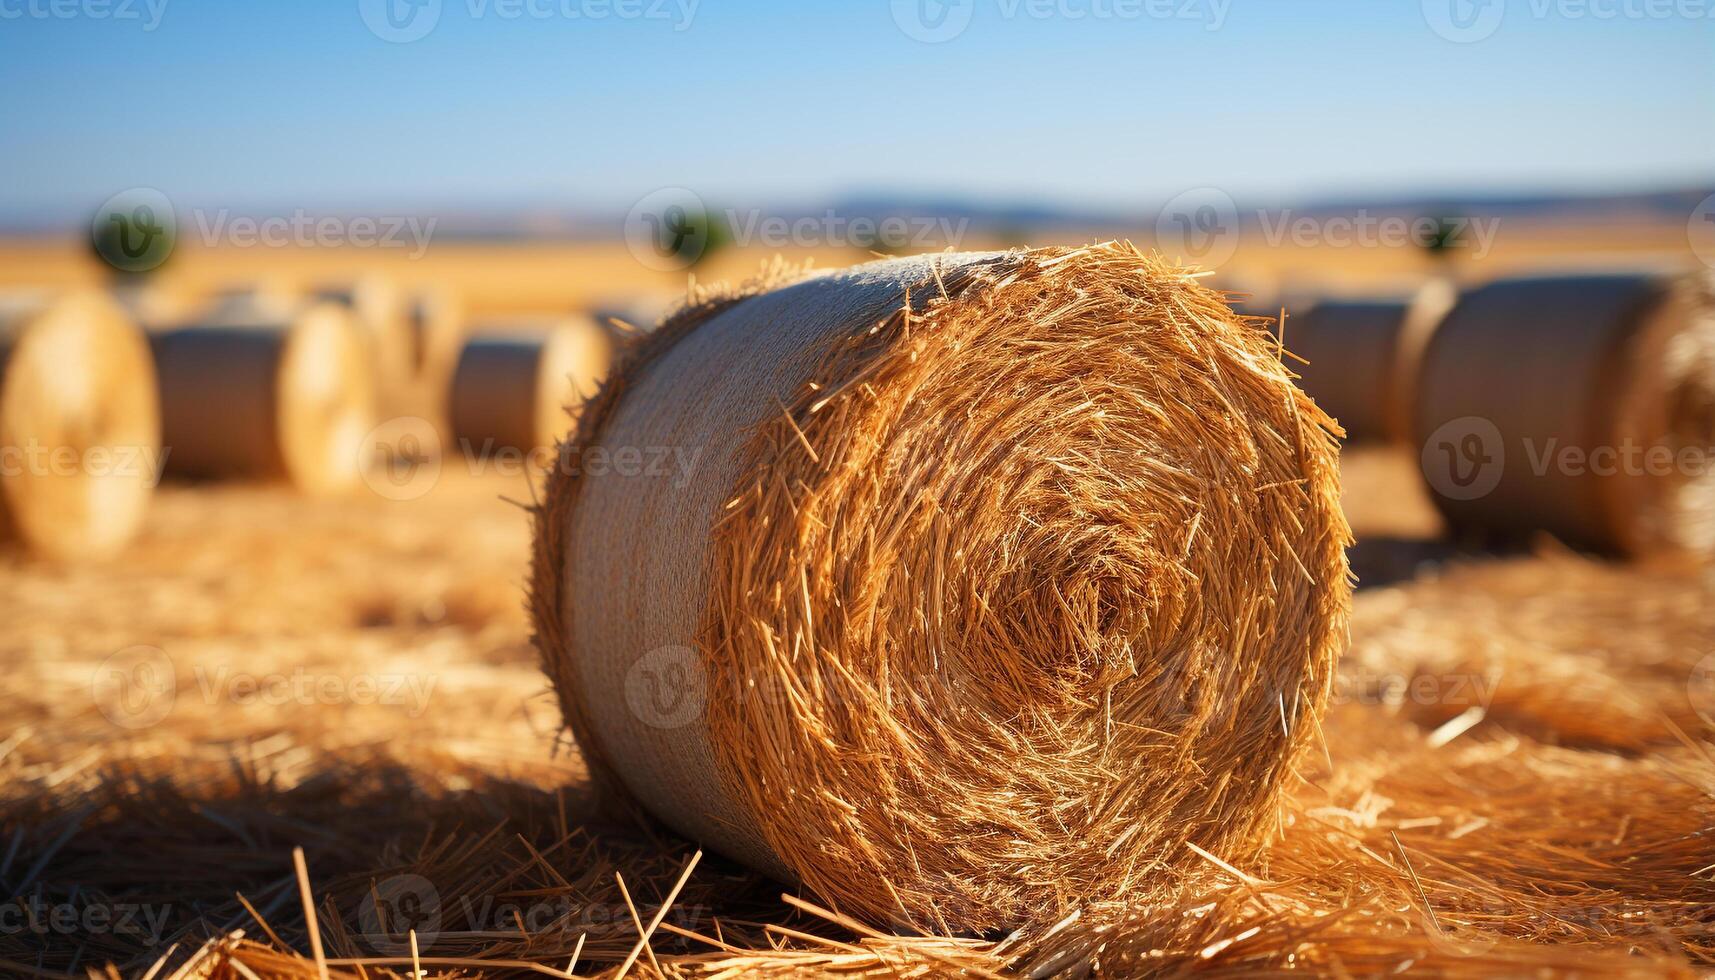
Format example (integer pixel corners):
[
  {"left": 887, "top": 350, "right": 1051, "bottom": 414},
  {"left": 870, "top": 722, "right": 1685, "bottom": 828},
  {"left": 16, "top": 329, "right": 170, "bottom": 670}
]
[
  {"left": 1, "top": 234, "right": 1712, "bottom": 978},
  {"left": 1, "top": 445, "right": 1711, "bottom": 978}
]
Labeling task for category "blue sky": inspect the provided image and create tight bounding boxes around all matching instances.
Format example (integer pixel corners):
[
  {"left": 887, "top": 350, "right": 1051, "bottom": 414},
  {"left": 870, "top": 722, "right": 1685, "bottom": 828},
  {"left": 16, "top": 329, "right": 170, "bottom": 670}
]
[{"left": 2, "top": 0, "right": 1711, "bottom": 224}]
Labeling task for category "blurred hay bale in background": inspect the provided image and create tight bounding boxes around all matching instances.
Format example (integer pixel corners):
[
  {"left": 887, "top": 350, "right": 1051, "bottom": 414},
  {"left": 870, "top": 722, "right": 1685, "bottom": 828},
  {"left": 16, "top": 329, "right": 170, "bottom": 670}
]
[
  {"left": 0, "top": 290, "right": 159, "bottom": 561},
  {"left": 153, "top": 301, "right": 377, "bottom": 495},
  {"left": 1416, "top": 272, "right": 1715, "bottom": 557},
  {"left": 1277, "top": 281, "right": 1456, "bottom": 444},
  {"left": 449, "top": 316, "right": 611, "bottom": 458}
]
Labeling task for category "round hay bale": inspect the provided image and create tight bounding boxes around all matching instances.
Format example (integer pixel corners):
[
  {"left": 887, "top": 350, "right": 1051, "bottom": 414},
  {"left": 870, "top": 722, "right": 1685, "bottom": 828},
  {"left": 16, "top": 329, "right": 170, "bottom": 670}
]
[
  {"left": 405, "top": 288, "right": 465, "bottom": 382},
  {"left": 530, "top": 244, "right": 1353, "bottom": 931},
  {"left": 448, "top": 318, "right": 611, "bottom": 458},
  {"left": 312, "top": 277, "right": 416, "bottom": 409},
  {"left": 1281, "top": 281, "right": 1455, "bottom": 443},
  {"left": 1414, "top": 272, "right": 1715, "bottom": 556},
  {"left": 153, "top": 303, "right": 377, "bottom": 494},
  {"left": 0, "top": 291, "right": 159, "bottom": 560},
  {"left": 389, "top": 288, "right": 466, "bottom": 446}
]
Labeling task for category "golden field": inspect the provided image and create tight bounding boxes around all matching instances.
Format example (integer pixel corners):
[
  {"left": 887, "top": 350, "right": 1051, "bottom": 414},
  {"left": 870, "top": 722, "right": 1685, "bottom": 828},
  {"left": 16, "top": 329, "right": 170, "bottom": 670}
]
[{"left": 1, "top": 229, "right": 1711, "bottom": 977}]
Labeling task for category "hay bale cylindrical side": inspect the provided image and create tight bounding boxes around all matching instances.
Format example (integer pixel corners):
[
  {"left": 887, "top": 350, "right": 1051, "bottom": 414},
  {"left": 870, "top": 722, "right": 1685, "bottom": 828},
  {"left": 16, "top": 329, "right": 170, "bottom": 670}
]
[
  {"left": 0, "top": 292, "right": 160, "bottom": 560},
  {"left": 153, "top": 303, "right": 378, "bottom": 494},
  {"left": 448, "top": 318, "right": 611, "bottom": 458},
  {"left": 1282, "top": 281, "right": 1455, "bottom": 443},
  {"left": 531, "top": 244, "right": 1353, "bottom": 931},
  {"left": 1413, "top": 272, "right": 1715, "bottom": 556}
]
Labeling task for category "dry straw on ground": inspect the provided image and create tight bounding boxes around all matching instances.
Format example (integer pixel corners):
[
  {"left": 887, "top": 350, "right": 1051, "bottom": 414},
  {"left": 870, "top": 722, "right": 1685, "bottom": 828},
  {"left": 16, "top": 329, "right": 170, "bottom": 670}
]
[
  {"left": 1415, "top": 271, "right": 1715, "bottom": 557},
  {"left": 450, "top": 318, "right": 613, "bottom": 454},
  {"left": 152, "top": 301, "right": 378, "bottom": 494},
  {"left": 4, "top": 528, "right": 1709, "bottom": 978},
  {"left": 532, "top": 242, "right": 1355, "bottom": 932},
  {"left": 0, "top": 290, "right": 159, "bottom": 560}
]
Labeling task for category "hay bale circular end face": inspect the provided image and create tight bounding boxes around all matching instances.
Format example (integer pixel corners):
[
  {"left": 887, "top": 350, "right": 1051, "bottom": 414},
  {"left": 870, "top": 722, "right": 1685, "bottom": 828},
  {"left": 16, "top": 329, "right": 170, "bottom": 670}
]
[
  {"left": 154, "top": 302, "right": 378, "bottom": 494},
  {"left": 532, "top": 244, "right": 1353, "bottom": 930},
  {"left": 0, "top": 292, "right": 159, "bottom": 560},
  {"left": 1414, "top": 273, "right": 1715, "bottom": 557}
]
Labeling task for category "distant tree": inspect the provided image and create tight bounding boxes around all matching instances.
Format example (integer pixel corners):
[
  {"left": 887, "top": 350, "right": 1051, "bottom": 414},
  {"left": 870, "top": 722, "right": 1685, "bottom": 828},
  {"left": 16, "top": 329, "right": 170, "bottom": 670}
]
[{"left": 1420, "top": 210, "right": 1462, "bottom": 263}]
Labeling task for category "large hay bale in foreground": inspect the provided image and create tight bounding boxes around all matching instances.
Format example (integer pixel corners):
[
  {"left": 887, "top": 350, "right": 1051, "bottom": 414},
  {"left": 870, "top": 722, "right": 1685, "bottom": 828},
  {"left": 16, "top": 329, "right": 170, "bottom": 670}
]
[
  {"left": 1414, "top": 272, "right": 1715, "bottom": 556},
  {"left": 531, "top": 244, "right": 1353, "bottom": 931},
  {"left": 1282, "top": 281, "right": 1455, "bottom": 443},
  {"left": 0, "top": 292, "right": 159, "bottom": 560},
  {"left": 448, "top": 318, "right": 610, "bottom": 457},
  {"left": 153, "top": 303, "right": 377, "bottom": 494}
]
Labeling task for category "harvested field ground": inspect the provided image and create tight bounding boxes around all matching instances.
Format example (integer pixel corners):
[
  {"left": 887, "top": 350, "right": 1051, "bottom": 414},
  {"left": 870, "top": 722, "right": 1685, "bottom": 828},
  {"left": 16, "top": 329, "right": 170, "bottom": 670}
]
[
  {"left": 2, "top": 447, "right": 1710, "bottom": 977},
  {"left": 0, "top": 217, "right": 1710, "bottom": 979}
]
